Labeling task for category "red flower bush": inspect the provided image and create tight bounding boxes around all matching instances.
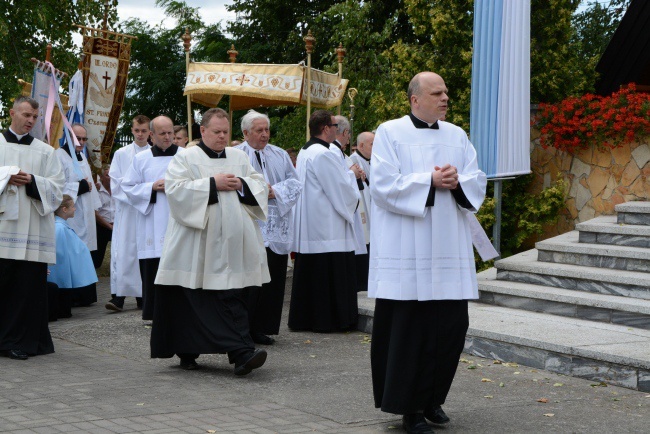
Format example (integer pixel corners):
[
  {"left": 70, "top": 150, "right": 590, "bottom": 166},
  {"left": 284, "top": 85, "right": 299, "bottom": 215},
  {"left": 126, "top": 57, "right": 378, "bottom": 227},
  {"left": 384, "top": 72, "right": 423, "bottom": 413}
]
[{"left": 534, "top": 84, "right": 650, "bottom": 153}]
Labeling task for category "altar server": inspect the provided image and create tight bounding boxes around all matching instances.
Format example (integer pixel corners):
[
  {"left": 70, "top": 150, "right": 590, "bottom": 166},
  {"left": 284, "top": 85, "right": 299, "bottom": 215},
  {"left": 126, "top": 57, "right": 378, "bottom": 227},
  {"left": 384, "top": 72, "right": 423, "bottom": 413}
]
[
  {"left": 0, "top": 96, "right": 64, "bottom": 360},
  {"left": 369, "top": 72, "right": 487, "bottom": 434},
  {"left": 123, "top": 116, "right": 180, "bottom": 321},
  {"left": 105, "top": 115, "right": 151, "bottom": 312},
  {"left": 152, "top": 108, "right": 269, "bottom": 375}
]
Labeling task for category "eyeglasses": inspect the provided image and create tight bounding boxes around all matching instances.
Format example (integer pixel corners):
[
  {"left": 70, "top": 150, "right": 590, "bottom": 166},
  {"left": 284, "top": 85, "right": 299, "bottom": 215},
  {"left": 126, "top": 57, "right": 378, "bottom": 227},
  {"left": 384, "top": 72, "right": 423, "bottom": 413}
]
[
  {"left": 328, "top": 123, "right": 338, "bottom": 128},
  {"left": 75, "top": 136, "right": 88, "bottom": 142}
]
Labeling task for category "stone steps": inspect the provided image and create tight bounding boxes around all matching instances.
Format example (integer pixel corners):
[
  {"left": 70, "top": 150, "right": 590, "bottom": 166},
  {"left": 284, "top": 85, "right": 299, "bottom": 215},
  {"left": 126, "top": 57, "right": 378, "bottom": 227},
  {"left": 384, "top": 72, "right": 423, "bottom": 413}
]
[
  {"left": 535, "top": 230, "right": 650, "bottom": 272},
  {"left": 477, "top": 267, "right": 650, "bottom": 330},
  {"left": 357, "top": 294, "right": 650, "bottom": 392},
  {"left": 577, "top": 215, "right": 650, "bottom": 248},
  {"left": 616, "top": 201, "right": 650, "bottom": 226},
  {"left": 494, "top": 249, "right": 650, "bottom": 300}
]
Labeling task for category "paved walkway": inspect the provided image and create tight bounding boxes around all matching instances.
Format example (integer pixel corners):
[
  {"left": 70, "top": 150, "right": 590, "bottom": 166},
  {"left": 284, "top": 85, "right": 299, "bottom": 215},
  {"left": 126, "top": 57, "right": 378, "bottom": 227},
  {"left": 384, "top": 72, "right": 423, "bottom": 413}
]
[{"left": 1, "top": 277, "right": 648, "bottom": 433}]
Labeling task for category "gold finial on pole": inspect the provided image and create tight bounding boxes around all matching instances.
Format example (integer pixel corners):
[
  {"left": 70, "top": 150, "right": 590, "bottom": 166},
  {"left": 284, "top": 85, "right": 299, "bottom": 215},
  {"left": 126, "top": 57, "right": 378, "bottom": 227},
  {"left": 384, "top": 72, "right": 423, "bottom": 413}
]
[
  {"left": 182, "top": 28, "right": 192, "bottom": 52},
  {"left": 227, "top": 44, "right": 238, "bottom": 63},
  {"left": 304, "top": 30, "right": 316, "bottom": 141},
  {"left": 182, "top": 28, "right": 193, "bottom": 142},
  {"left": 45, "top": 43, "right": 52, "bottom": 63},
  {"left": 336, "top": 43, "right": 346, "bottom": 115}
]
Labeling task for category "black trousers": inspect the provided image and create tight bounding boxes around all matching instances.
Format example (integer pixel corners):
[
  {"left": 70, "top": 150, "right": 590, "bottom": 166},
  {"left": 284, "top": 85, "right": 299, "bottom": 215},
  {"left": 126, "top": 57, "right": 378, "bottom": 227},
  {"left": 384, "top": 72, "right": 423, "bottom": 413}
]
[
  {"left": 244, "top": 248, "right": 288, "bottom": 335},
  {"left": 355, "top": 244, "right": 370, "bottom": 292},
  {"left": 91, "top": 224, "right": 112, "bottom": 269},
  {"left": 0, "top": 258, "right": 54, "bottom": 355},
  {"left": 371, "top": 298, "right": 469, "bottom": 414}
]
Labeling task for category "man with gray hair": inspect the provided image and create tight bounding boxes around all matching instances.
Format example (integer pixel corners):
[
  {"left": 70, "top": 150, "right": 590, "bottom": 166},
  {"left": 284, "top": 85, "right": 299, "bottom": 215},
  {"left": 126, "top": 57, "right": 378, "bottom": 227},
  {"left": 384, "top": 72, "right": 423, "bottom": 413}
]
[
  {"left": 350, "top": 131, "right": 374, "bottom": 291},
  {"left": 235, "top": 110, "right": 301, "bottom": 345},
  {"left": 1, "top": 96, "right": 65, "bottom": 360}
]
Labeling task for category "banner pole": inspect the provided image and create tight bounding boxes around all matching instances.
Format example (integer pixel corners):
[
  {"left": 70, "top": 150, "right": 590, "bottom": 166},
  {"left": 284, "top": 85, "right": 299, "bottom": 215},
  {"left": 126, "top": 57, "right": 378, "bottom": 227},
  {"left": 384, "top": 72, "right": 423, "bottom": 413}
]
[{"left": 227, "top": 45, "right": 239, "bottom": 145}]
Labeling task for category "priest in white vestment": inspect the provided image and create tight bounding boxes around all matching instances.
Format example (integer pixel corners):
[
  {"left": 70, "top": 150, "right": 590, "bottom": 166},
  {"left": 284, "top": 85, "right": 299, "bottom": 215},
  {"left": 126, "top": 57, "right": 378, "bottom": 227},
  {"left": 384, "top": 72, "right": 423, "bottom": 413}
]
[
  {"left": 235, "top": 110, "right": 301, "bottom": 345},
  {"left": 369, "top": 72, "right": 486, "bottom": 434},
  {"left": 0, "top": 97, "right": 64, "bottom": 360},
  {"left": 123, "top": 116, "right": 181, "bottom": 321},
  {"left": 289, "top": 110, "right": 360, "bottom": 332},
  {"left": 106, "top": 115, "right": 151, "bottom": 312},
  {"left": 56, "top": 123, "right": 101, "bottom": 305},
  {"left": 152, "top": 108, "right": 270, "bottom": 375},
  {"left": 350, "top": 131, "right": 374, "bottom": 292}
]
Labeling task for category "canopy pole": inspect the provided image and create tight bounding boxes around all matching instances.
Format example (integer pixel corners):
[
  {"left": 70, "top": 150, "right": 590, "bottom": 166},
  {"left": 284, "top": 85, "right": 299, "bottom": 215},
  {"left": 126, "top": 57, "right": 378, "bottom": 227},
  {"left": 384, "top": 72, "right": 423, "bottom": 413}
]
[
  {"left": 347, "top": 88, "right": 357, "bottom": 156},
  {"left": 227, "top": 45, "right": 239, "bottom": 146},
  {"left": 182, "top": 28, "right": 192, "bottom": 142},
  {"left": 336, "top": 43, "right": 346, "bottom": 116},
  {"left": 304, "top": 30, "right": 315, "bottom": 142}
]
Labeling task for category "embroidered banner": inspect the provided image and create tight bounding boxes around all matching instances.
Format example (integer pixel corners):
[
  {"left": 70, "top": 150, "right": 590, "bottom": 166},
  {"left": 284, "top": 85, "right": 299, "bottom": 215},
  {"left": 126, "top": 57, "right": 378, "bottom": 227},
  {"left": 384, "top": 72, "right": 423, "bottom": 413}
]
[
  {"left": 78, "top": 26, "right": 135, "bottom": 169},
  {"left": 30, "top": 65, "right": 64, "bottom": 143},
  {"left": 184, "top": 62, "right": 348, "bottom": 110}
]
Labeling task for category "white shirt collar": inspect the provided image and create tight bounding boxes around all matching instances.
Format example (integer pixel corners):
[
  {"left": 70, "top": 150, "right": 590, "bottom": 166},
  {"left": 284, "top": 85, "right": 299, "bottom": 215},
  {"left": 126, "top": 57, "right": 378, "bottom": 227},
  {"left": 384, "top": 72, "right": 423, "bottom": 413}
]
[{"left": 9, "top": 127, "right": 28, "bottom": 140}]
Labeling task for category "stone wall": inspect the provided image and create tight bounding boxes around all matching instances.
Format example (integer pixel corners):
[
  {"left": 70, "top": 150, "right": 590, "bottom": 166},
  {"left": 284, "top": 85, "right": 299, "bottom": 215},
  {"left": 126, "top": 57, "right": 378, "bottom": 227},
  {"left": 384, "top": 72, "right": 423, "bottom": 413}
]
[{"left": 529, "top": 131, "right": 650, "bottom": 238}]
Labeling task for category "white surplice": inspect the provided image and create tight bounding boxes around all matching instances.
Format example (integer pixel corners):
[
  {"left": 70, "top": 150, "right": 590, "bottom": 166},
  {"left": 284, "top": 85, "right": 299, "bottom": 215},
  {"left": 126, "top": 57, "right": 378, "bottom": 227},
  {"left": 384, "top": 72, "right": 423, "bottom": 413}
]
[
  {"left": 0, "top": 135, "right": 64, "bottom": 263},
  {"left": 350, "top": 151, "right": 372, "bottom": 244},
  {"left": 122, "top": 146, "right": 181, "bottom": 259},
  {"left": 368, "top": 116, "right": 487, "bottom": 301},
  {"left": 235, "top": 142, "right": 301, "bottom": 255},
  {"left": 56, "top": 147, "right": 101, "bottom": 251},
  {"left": 109, "top": 142, "right": 151, "bottom": 297},
  {"left": 293, "top": 139, "right": 359, "bottom": 254},
  {"left": 154, "top": 146, "right": 270, "bottom": 290},
  {"left": 329, "top": 143, "right": 366, "bottom": 254}
]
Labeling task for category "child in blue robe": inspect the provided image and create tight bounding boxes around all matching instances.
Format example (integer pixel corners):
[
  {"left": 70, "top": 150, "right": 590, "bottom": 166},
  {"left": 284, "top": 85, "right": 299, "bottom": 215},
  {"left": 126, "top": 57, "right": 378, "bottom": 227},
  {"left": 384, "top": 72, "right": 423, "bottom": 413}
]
[{"left": 48, "top": 195, "right": 98, "bottom": 318}]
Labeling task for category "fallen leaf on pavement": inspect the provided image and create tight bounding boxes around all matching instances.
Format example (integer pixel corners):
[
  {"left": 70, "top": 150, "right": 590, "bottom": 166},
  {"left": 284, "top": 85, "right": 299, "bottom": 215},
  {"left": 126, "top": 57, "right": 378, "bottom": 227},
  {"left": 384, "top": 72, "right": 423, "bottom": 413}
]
[
  {"left": 484, "top": 395, "right": 493, "bottom": 399},
  {"left": 590, "top": 382, "right": 607, "bottom": 387},
  {"left": 537, "top": 398, "right": 548, "bottom": 403},
  {"left": 309, "top": 355, "right": 316, "bottom": 358},
  {"left": 553, "top": 383, "right": 564, "bottom": 387},
  {"left": 543, "top": 413, "right": 555, "bottom": 417},
  {"left": 493, "top": 360, "right": 502, "bottom": 364},
  {"left": 499, "top": 383, "right": 505, "bottom": 387},
  {"left": 136, "top": 403, "right": 144, "bottom": 406},
  {"left": 468, "top": 365, "right": 477, "bottom": 370},
  {"left": 503, "top": 362, "right": 519, "bottom": 368},
  {"left": 207, "top": 430, "right": 216, "bottom": 433},
  {"left": 460, "top": 358, "right": 472, "bottom": 364},
  {"left": 514, "top": 372, "right": 520, "bottom": 375},
  {"left": 481, "top": 378, "right": 493, "bottom": 382},
  {"left": 304, "top": 340, "right": 312, "bottom": 344}
]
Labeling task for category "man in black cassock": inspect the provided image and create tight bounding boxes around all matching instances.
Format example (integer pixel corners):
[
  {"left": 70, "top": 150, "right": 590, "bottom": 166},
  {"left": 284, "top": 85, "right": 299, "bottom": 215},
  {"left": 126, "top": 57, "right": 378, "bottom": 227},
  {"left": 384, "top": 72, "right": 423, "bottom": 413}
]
[{"left": 0, "top": 96, "right": 65, "bottom": 360}]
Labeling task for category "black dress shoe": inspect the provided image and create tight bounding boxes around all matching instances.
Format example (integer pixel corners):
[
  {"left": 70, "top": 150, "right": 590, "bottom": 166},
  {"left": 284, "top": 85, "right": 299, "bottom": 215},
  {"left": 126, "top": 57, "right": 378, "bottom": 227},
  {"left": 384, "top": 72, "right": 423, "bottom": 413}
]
[
  {"left": 179, "top": 358, "right": 199, "bottom": 370},
  {"left": 402, "top": 413, "right": 434, "bottom": 434},
  {"left": 423, "top": 405, "right": 450, "bottom": 425},
  {"left": 234, "top": 349, "right": 267, "bottom": 376},
  {"left": 2, "top": 349, "right": 29, "bottom": 360},
  {"left": 251, "top": 332, "right": 275, "bottom": 345}
]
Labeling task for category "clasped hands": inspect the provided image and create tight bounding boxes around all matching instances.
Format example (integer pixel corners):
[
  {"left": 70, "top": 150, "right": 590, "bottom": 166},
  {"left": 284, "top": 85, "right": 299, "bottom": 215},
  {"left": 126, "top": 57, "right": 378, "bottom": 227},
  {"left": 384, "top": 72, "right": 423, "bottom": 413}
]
[
  {"left": 350, "top": 163, "right": 366, "bottom": 181},
  {"left": 213, "top": 173, "right": 242, "bottom": 191},
  {"left": 153, "top": 179, "right": 165, "bottom": 192},
  {"left": 432, "top": 164, "right": 459, "bottom": 190}
]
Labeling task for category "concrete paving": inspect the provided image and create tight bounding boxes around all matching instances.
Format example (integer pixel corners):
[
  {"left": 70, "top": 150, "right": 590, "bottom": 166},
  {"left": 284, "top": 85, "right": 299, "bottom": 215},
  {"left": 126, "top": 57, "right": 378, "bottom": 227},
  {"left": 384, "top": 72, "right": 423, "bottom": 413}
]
[{"left": 1, "top": 276, "right": 649, "bottom": 433}]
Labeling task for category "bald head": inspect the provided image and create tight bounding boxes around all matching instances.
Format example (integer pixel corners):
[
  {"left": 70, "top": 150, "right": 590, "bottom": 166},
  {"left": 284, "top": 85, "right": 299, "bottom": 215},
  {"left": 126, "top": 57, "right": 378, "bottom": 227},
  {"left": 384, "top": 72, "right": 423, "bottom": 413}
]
[
  {"left": 356, "top": 131, "right": 374, "bottom": 159},
  {"left": 408, "top": 72, "right": 449, "bottom": 123},
  {"left": 150, "top": 116, "right": 174, "bottom": 150}
]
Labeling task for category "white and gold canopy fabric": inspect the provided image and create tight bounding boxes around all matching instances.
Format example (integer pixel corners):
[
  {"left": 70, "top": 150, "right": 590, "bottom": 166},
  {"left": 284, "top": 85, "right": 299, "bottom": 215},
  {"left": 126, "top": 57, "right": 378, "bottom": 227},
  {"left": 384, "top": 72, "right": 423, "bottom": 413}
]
[{"left": 184, "top": 62, "right": 348, "bottom": 110}]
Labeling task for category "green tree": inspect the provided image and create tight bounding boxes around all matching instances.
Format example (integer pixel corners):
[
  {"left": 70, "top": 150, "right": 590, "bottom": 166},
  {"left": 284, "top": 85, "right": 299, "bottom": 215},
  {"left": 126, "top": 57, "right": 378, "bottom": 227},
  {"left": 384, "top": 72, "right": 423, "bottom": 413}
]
[
  {"left": 118, "top": 0, "right": 230, "bottom": 136},
  {"left": 0, "top": 0, "right": 117, "bottom": 125}
]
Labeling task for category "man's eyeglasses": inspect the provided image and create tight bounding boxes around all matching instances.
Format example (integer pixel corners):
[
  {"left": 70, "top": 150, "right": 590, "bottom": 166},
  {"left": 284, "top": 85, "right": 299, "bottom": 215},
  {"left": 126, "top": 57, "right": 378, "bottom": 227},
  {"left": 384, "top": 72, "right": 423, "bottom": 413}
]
[
  {"left": 328, "top": 123, "right": 339, "bottom": 128},
  {"left": 75, "top": 136, "right": 88, "bottom": 142}
]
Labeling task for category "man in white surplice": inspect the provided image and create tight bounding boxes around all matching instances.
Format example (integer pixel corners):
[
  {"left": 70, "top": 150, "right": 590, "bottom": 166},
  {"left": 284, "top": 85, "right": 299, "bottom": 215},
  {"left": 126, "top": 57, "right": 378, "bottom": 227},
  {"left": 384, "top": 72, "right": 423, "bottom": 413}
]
[
  {"left": 0, "top": 96, "right": 64, "bottom": 360},
  {"left": 349, "top": 131, "right": 374, "bottom": 292},
  {"left": 123, "top": 116, "right": 181, "bottom": 321},
  {"left": 235, "top": 110, "right": 301, "bottom": 346},
  {"left": 56, "top": 123, "right": 101, "bottom": 255},
  {"left": 152, "top": 108, "right": 270, "bottom": 375},
  {"left": 105, "top": 115, "right": 151, "bottom": 312},
  {"left": 369, "top": 72, "right": 486, "bottom": 434},
  {"left": 289, "top": 110, "right": 360, "bottom": 332}
]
